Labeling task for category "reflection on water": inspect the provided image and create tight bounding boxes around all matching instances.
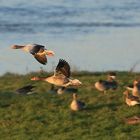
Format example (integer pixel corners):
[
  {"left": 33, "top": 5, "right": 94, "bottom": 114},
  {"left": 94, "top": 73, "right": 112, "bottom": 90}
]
[{"left": 0, "top": 0, "right": 140, "bottom": 74}]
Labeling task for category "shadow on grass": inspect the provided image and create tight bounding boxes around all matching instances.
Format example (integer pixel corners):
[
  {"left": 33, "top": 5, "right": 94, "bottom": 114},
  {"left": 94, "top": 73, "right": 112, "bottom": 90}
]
[
  {"left": 86, "top": 102, "right": 120, "bottom": 112},
  {"left": 0, "top": 92, "right": 16, "bottom": 108}
]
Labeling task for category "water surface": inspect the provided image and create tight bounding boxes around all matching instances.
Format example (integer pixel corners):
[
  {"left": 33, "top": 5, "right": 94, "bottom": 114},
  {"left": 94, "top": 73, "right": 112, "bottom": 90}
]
[{"left": 0, "top": 0, "right": 140, "bottom": 74}]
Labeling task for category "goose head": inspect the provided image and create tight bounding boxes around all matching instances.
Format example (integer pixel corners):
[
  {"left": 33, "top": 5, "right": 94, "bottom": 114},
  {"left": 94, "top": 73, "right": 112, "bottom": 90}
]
[
  {"left": 133, "top": 80, "right": 139, "bottom": 86},
  {"left": 11, "top": 45, "right": 23, "bottom": 49},
  {"left": 31, "top": 77, "right": 40, "bottom": 81},
  {"left": 45, "top": 50, "right": 55, "bottom": 56},
  {"left": 123, "top": 90, "right": 129, "bottom": 96},
  {"left": 108, "top": 72, "right": 116, "bottom": 80},
  {"left": 71, "top": 79, "right": 82, "bottom": 86},
  {"left": 73, "top": 93, "right": 77, "bottom": 100}
]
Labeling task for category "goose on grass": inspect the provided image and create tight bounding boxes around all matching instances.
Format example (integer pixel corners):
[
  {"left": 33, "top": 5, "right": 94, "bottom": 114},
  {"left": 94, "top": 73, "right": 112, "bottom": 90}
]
[
  {"left": 123, "top": 90, "right": 140, "bottom": 106},
  {"left": 95, "top": 72, "right": 118, "bottom": 93},
  {"left": 70, "top": 93, "right": 85, "bottom": 111}
]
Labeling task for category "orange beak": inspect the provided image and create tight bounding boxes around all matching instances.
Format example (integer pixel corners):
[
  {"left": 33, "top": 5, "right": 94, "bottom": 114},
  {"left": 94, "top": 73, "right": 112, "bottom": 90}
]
[
  {"left": 31, "top": 77, "right": 38, "bottom": 81},
  {"left": 45, "top": 50, "right": 55, "bottom": 56},
  {"left": 11, "top": 45, "right": 18, "bottom": 49}
]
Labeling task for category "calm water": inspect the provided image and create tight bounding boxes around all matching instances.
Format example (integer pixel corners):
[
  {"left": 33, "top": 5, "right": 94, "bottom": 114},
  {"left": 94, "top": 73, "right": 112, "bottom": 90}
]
[{"left": 0, "top": 0, "right": 140, "bottom": 74}]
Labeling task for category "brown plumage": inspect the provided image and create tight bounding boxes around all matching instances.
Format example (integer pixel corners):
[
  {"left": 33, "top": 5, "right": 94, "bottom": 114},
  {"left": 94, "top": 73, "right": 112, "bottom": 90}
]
[
  {"left": 11, "top": 44, "right": 55, "bottom": 65},
  {"left": 31, "top": 59, "right": 82, "bottom": 87},
  {"left": 55, "top": 59, "right": 71, "bottom": 78},
  {"left": 124, "top": 116, "right": 140, "bottom": 125},
  {"left": 70, "top": 93, "right": 85, "bottom": 111},
  {"left": 95, "top": 72, "right": 118, "bottom": 93},
  {"left": 132, "top": 80, "right": 140, "bottom": 98},
  {"left": 123, "top": 90, "right": 140, "bottom": 106}
]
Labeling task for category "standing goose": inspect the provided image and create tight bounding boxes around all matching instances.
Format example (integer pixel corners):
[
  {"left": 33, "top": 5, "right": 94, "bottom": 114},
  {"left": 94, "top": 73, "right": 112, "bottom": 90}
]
[
  {"left": 70, "top": 93, "right": 85, "bottom": 111},
  {"left": 95, "top": 72, "right": 118, "bottom": 93},
  {"left": 125, "top": 80, "right": 140, "bottom": 97},
  {"left": 123, "top": 90, "right": 140, "bottom": 106},
  {"left": 132, "top": 80, "right": 140, "bottom": 98},
  {"left": 31, "top": 59, "right": 82, "bottom": 87},
  {"left": 11, "top": 44, "right": 55, "bottom": 65}
]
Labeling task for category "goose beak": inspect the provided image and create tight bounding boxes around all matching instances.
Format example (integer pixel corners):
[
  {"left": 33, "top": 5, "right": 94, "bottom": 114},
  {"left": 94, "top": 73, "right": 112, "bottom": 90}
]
[
  {"left": 31, "top": 77, "right": 37, "bottom": 81},
  {"left": 110, "top": 76, "right": 116, "bottom": 79},
  {"left": 11, "top": 45, "right": 17, "bottom": 49},
  {"left": 30, "top": 77, "right": 34, "bottom": 81},
  {"left": 46, "top": 50, "right": 55, "bottom": 56}
]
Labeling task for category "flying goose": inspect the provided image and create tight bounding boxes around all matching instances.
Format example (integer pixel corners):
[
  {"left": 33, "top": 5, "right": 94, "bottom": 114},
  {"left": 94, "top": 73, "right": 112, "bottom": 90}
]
[
  {"left": 70, "top": 93, "right": 85, "bottom": 111},
  {"left": 123, "top": 90, "right": 140, "bottom": 106},
  {"left": 11, "top": 44, "right": 55, "bottom": 65},
  {"left": 31, "top": 59, "right": 82, "bottom": 87},
  {"left": 95, "top": 72, "right": 118, "bottom": 93}
]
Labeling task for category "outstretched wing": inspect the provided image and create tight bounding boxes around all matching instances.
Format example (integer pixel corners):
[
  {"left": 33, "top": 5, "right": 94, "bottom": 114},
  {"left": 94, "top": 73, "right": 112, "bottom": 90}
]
[
  {"left": 29, "top": 44, "right": 45, "bottom": 55},
  {"left": 55, "top": 59, "right": 71, "bottom": 77},
  {"left": 33, "top": 53, "right": 47, "bottom": 65}
]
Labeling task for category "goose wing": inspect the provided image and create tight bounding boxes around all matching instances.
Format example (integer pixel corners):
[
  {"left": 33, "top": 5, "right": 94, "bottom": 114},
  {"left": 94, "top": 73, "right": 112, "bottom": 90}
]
[
  {"left": 99, "top": 80, "right": 110, "bottom": 89},
  {"left": 129, "top": 95, "right": 140, "bottom": 101},
  {"left": 108, "top": 81, "right": 118, "bottom": 89},
  {"left": 33, "top": 53, "right": 47, "bottom": 65},
  {"left": 78, "top": 101, "right": 85, "bottom": 107},
  {"left": 55, "top": 59, "right": 71, "bottom": 77},
  {"left": 29, "top": 44, "right": 45, "bottom": 55}
]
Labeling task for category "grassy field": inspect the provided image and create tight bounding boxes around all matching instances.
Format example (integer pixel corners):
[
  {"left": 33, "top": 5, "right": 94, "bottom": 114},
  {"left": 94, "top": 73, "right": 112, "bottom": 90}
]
[{"left": 0, "top": 71, "right": 140, "bottom": 140}]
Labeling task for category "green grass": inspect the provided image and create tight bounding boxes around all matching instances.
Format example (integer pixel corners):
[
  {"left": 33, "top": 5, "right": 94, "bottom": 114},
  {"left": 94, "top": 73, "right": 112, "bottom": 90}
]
[{"left": 0, "top": 71, "right": 140, "bottom": 140}]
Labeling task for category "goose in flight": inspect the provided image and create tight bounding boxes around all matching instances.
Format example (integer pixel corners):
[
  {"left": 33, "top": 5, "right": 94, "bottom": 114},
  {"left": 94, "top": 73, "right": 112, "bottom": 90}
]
[
  {"left": 11, "top": 44, "right": 55, "bottom": 65},
  {"left": 31, "top": 59, "right": 82, "bottom": 87}
]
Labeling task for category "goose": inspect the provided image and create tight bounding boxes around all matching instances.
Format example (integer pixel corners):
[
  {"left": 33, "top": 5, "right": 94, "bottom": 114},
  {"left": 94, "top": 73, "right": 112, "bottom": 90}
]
[
  {"left": 31, "top": 59, "right": 82, "bottom": 87},
  {"left": 95, "top": 72, "right": 118, "bottom": 93},
  {"left": 15, "top": 85, "right": 35, "bottom": 95},
  {"left": 123, "top": 90, "right": 140, "bottom": 106},
  {"left": 11, "top": 44, "right": 55, "bottom": 65},
  {"left": 70, "top": 93, "right": 85, "bottom": 111},
  {"left": 124, "top": 116, "right": 140, "bottom": 125},
  {"left": 132, "top": 80, "right": 140, "bottom": 98}
]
